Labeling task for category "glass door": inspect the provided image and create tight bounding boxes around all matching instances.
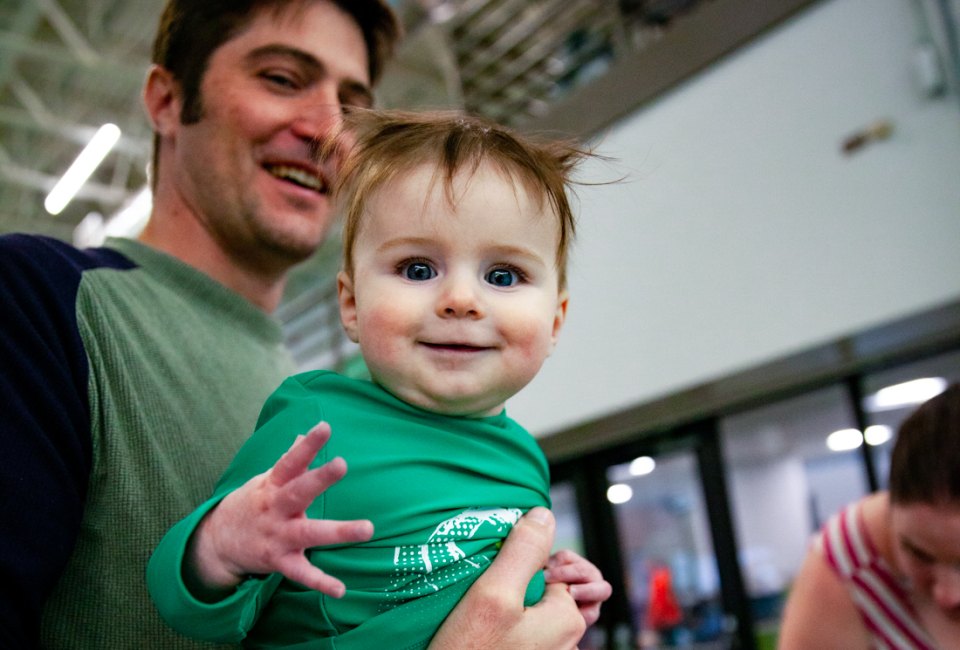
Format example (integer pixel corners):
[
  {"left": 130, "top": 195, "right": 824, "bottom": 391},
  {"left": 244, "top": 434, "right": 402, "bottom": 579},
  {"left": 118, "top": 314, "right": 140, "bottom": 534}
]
[{"left": 607, "top": 447, "right": 731, "bottom": 648}]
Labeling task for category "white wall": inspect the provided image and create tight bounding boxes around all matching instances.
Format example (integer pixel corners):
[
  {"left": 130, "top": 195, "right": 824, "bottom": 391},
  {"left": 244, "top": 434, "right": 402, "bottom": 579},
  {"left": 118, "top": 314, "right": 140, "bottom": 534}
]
[
  {"left": 509, "top": 0, "right": 960, "bottom": 437},
  {"left": 729, "top": 458, "right": 810, "bottom": 587}
]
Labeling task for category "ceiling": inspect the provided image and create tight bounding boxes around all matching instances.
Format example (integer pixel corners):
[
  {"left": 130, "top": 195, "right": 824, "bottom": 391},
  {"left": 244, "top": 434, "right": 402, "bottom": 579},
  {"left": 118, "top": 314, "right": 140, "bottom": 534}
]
[
  {"left": 0, "top": 0, "right": 157, "bottom": 241},
  {"left": 0, "top": 0, "right": 724, "bottom": 244}
]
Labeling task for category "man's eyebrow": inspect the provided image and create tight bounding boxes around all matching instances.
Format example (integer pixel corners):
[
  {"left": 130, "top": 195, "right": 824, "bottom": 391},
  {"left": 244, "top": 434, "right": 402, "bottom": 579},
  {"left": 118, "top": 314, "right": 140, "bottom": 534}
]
[
  {"left": 244, "top": 44, "right": 373, "bottom": 102},
  {"left": 245, "top": 44, "right": 324, "bottom": 73}
]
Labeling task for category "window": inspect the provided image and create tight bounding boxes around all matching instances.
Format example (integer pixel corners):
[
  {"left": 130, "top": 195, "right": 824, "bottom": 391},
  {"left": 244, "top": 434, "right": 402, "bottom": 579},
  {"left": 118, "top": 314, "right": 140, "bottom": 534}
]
[
  {"left": 720, "top": 385, "right": 865, "bottom": 633},
  {"left": 607, "top": 449, "right": 726, "bottom": 647}
]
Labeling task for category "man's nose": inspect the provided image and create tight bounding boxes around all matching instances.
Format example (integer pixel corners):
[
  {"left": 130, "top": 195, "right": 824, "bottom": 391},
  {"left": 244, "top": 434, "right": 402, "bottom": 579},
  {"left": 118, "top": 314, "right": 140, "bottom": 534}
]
[{"left": 291, "top": 85, "right": 345, "bottom": 142}]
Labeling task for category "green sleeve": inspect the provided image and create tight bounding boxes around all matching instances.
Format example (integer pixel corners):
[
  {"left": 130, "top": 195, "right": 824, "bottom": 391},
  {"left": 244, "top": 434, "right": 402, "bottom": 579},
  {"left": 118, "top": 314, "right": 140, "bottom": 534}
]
[
  {"left": 146, "top": 377, "right": 318, "bottom": 642},
  {"left": 146, "top": 495, "right": 283, "bottom": 642}
]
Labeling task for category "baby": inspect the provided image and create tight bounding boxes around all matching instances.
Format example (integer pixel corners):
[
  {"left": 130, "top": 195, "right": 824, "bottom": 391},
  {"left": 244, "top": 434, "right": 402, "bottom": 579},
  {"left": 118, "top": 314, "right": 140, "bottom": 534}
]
[{"left": 149, "top": 109, "right": 607, "bottom": 649}]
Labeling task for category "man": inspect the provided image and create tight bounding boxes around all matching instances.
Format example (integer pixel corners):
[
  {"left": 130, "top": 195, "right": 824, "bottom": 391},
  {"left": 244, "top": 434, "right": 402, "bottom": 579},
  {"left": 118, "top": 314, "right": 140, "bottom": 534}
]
[{"left": 0, "top": 1, "right": 608, "bottom": 648}]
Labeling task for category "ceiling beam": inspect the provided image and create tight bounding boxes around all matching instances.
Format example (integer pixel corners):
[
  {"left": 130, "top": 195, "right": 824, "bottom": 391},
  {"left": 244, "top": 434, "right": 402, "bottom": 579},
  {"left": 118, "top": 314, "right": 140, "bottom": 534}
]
[
  {"left": 34, "top": 0, "right": 100, "bottom": 65},
  {"left": 0, "top": 161, "right": 130, "bottom": 205},
  {"left": 0, "top": 30, "right": 145, "bottom": 82},
  {"left": 0, "top": 105, "right": 149, "bottom": 157}
]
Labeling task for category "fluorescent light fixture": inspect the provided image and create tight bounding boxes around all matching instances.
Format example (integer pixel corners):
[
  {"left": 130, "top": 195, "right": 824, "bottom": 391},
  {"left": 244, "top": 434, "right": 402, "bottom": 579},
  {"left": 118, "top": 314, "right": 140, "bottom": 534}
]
[
  {"left": 863, "top": 377, "right": 948, "bottom": 412},
  {"left": 607, "top": 483, "right": 633, "bottom": 505},
  {"left": 629, "top": 456, "right": 656, "bottom": 476},
  {"left": 864, "top": 425, "right": 892, "bottom": 446},
  {"left": 827, "top": 428, "right": 863, "bottom": 452},
  {"left": 45, "top": 123, "right": 121, "bottom": 216}
]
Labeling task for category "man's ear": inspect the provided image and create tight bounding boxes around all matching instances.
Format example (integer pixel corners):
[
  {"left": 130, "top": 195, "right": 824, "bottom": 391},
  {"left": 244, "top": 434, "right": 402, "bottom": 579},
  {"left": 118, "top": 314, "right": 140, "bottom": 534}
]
[
  {"left": 550, "top": 290, "right": 569, "bottom": 351},
  {"left": 143, "top": 64, "right": 181, "bottom": 136},
  {"left": 337, "top": 270, "right": 360, "bottom": 343}
]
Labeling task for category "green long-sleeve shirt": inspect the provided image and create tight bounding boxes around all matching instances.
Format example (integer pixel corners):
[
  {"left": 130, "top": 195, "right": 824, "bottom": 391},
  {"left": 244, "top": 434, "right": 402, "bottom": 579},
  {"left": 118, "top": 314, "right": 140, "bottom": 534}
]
[{"left": 149, "top": 371, "right": 550, "bottom": 649}]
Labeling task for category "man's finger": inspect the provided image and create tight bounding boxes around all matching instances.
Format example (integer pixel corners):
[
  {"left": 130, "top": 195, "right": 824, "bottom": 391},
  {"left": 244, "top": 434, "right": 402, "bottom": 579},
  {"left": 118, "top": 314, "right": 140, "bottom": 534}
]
[
  {"left": 525, "top": 583, "right": 585, "bottom": 648},
  {"left": 472, "top": 507, "right": 555, "bottom": 601}
]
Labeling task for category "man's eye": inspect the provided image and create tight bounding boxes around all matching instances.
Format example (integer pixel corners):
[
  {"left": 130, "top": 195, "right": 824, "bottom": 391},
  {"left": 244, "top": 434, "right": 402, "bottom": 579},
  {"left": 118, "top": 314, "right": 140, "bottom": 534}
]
[
  {"left": 340, "top": 93, "right": 373, "bottom": 111},
  {"left": 403, "top": 262, "right": 436, "bottom": 281},
  {"left": 261, "top": 72, "right": 299, "bottom": 89},
  {"left": 485, "top": 268, "right": 519, "bottom": 287}
]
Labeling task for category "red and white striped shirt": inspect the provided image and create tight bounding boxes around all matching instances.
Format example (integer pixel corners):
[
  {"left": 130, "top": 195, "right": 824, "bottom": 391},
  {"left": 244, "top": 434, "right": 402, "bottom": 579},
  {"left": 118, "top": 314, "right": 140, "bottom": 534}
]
[{"left": 819, "top": 501, "right": 937, "bottom": 649}]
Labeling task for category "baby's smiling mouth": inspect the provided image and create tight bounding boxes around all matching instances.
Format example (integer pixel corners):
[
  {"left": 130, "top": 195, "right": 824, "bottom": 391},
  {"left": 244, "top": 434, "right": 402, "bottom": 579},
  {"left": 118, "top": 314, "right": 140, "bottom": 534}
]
[
  {"left": 264, "top": 164, "right": 327, "bottom": 193},
  {"left": 421, "top": 342, "right": 490, "bottom": 352}
]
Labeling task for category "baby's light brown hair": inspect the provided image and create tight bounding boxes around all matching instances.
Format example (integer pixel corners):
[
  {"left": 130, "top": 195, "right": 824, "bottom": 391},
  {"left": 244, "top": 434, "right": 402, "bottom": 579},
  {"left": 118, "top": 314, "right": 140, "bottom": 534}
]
[{"left": 333, "top": 109, "right": 591, "bottom": 290}]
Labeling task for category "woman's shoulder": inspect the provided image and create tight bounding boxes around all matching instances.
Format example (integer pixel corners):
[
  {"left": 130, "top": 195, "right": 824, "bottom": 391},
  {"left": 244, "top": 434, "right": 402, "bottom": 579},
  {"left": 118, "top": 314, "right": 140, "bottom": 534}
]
[{"left": 859, "top": 491, "right": 893, "bottom": 563}]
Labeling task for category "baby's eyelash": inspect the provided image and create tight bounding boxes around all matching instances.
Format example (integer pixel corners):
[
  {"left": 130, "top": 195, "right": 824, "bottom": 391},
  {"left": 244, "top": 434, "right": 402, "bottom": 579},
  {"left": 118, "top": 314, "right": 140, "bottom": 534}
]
[
  {"left": 497, "top": 264, "right": 529, "bottom": 282},
  {"left": 394, "top": 257, "right": 432, "bottom": 273}
]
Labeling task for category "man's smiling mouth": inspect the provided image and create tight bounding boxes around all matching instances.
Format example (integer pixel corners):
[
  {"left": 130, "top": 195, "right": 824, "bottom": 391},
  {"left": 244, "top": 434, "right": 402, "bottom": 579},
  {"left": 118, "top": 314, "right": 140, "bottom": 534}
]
[{"left": 265, "top": 164, "right": 326, "bottom": 193}]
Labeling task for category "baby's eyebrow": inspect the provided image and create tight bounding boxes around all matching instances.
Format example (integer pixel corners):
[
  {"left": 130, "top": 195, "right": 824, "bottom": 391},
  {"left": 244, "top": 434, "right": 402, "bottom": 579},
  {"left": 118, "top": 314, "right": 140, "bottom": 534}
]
[
  {"left": 485, "top": 244, "right": 548, "bottom": 265},
  {"left": 375, "top": 237, "right": 434, "bottom": 254}
]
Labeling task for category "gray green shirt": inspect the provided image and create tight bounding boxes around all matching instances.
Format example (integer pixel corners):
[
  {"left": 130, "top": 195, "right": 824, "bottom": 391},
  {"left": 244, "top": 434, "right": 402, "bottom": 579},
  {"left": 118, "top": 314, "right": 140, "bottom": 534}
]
[{"left": 31, "top": 237, "right": 295, "bottom": 648}]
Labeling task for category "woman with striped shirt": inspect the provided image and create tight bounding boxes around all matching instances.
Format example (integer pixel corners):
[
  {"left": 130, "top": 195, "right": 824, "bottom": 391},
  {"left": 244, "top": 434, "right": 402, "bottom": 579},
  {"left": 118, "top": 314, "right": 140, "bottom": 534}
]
[{"left": 779, "top": 384, "right": 960, "bottom": 649}]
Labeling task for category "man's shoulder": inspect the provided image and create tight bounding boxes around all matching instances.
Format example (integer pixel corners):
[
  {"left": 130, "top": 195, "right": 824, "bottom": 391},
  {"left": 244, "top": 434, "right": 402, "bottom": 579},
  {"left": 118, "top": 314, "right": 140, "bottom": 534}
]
[{"left": 0, "top": 233, "right": 135, "bottom": 277}]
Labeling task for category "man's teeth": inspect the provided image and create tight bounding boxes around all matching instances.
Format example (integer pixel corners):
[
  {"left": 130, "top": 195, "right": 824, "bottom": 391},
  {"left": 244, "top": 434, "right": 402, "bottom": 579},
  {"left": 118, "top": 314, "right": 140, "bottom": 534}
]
[{"left": 266, "top": 165, "right": 325, "bottom": 192}]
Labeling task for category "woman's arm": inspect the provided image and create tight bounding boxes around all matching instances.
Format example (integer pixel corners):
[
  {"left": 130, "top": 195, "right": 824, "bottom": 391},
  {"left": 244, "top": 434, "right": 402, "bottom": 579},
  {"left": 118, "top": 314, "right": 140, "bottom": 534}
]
[{"left": 779, "top": 538, "right": 871, "bottom": 649}]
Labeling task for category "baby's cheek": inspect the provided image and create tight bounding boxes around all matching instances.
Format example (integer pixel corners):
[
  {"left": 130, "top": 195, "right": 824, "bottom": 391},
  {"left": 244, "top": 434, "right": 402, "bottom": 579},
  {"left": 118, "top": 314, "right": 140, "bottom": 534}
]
[
  {"left": 358, "top": 309, "right": 405, "bottom": 362},
  {"left": 508, "top": 321, "right": 556, "bottom": 362}
]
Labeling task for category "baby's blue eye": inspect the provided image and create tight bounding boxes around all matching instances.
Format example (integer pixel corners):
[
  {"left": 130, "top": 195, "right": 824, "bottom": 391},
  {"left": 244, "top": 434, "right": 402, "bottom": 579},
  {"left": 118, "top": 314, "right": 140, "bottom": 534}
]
[
  {"left": 404, "top": 262, "right": 436, "bottom": 281},
  {"left": 486, "top": 268, "right": 518, "bottom": 287}
]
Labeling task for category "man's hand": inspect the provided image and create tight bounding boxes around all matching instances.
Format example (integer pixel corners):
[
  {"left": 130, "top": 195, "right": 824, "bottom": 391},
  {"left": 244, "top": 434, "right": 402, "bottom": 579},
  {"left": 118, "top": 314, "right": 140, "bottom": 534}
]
[
  {"left": 429, "top": 507, "right": 586, "bottom": 650},
  {"left": 185, "top": 422, "right": 373, "bottom": 599},
  {"left": 545, "top": 549, "right": 612, "bottom": 627}
]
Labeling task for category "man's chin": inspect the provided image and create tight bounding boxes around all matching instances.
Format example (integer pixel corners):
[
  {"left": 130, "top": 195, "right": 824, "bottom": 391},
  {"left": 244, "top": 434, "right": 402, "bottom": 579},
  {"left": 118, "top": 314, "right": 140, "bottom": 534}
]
[{"left": 255, "top": 220, "right": 329, "bottom": 265}]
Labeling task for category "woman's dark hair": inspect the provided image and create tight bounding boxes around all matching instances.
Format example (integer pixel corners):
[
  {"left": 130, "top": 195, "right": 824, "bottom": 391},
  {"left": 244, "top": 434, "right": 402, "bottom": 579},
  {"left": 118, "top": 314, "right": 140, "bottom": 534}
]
[{"left": 888, "top": 383, "right": 960, "bottom": 505}]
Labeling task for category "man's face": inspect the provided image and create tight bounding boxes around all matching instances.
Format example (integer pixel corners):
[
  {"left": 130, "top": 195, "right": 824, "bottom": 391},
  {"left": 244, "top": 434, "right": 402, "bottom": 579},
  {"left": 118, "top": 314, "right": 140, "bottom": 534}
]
[{"left": 168, "top": 1, "right": 371, "bottom": 273}]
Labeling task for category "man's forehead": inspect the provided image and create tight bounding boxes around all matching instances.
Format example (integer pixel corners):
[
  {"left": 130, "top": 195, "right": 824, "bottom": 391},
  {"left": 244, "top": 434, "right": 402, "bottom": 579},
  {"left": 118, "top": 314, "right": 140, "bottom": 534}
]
[{"left": 221, "top": 1, "right": 370, "bottom": 81}]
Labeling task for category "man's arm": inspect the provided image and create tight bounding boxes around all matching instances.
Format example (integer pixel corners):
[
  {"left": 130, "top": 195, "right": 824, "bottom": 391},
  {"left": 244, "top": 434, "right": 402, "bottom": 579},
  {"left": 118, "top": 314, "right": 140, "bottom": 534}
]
[
  {"left": 0, "top": 236, "right": 118, "bottom": 646},
  {"left": 429, "top": 507, "right": 587, "bottom": 650}
]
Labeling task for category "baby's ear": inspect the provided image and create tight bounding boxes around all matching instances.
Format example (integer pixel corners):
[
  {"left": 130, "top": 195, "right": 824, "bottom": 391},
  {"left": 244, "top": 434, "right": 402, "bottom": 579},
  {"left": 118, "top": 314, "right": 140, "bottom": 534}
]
[
  {"left": 337, "top": 271, "right": 360, "bottom": 343},
  {"left": 550, "top": 290, "right": 569, "bottom": 350}
]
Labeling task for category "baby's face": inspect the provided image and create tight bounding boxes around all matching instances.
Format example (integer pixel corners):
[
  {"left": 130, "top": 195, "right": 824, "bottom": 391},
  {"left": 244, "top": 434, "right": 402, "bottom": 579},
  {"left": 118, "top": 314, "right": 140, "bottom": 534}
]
[{"left": 337, "top": 162, "right": 567, "bottom": 417}]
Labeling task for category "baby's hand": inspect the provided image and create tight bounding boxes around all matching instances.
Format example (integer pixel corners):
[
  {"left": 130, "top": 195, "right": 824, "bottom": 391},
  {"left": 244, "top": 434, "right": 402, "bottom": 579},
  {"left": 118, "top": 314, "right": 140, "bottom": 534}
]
[
  {"left": 544, "top": 549, "right": 612, "bottom": 627},
  {"left": 187, "top": 422, "right": 373, "bottom": 598}
]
